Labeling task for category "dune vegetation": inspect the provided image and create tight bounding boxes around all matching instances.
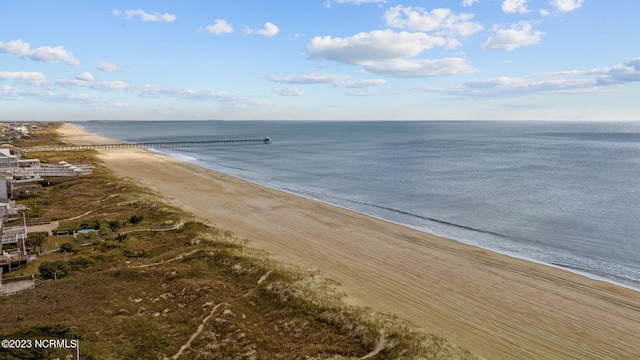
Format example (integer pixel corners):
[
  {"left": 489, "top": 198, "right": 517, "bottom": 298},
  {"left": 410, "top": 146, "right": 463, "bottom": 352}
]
[{"left": 0, "top": 125, "right": 477, "bottom": 359}]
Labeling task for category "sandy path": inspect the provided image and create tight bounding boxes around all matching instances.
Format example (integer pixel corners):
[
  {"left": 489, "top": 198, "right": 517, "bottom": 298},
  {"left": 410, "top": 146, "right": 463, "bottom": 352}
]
[{"left": 59, "top": 123, "right": 640, "bottom": 359}]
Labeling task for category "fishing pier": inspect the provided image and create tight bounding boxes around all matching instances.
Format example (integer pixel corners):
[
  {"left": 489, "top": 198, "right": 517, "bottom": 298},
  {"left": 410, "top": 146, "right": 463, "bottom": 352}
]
[{"left": 22, "top": 137, "right": 272, "bottom": 152}]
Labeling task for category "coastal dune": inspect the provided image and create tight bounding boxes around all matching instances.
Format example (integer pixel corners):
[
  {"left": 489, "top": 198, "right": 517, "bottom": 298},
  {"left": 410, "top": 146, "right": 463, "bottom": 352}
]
[{"left": 59, "top": 123, "right": 640, "bottom": 359}]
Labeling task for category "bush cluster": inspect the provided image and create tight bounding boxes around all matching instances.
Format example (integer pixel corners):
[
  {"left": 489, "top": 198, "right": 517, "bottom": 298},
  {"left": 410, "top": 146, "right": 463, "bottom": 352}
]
[
  {"left": 38, "top": 261, "right": 69, "bottom": 280},
  {"left": 59, "top": 242, "right": 75, "bottom": 253},
  {"left": 129, "top": 215, "right": 144, "bottom": 224},
  {"left": 38, "top": 256, "right": 95, "bottom": 280}
]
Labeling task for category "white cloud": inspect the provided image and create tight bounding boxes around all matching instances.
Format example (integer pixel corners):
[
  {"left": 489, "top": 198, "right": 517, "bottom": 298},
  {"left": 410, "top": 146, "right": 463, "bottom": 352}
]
[
  {"left": 462, "top": 0, "right": 479, "bottom": 6},
  {"left": 308, "top": 30, "right": 448, "bottom": 64},
  {"left": 540, "top": 9, "right": 551, "bottom": 16},
  {"left": 268, "top": 73, "right": 386, "bottom": 88},
  {"left": 465, "top": 77, "right": 591, "bottom": 93},
  {"left": 0, "top": 39, "right": 80, "bottom": 66},
  {"left": 324, "top": 0, "right": 387, "bottom": 7},
  {"left": 339, "top": 79, "right": 387, "bottom": 88},
  {"left": 421, "top": 58, "right": 640, "bottom": 97},
  {"left": 594, "top": 58, "right": 640, "bottom": 85},
  {"left": 112, "top": 9, "right": 176, "bottom": 23},
  {"left": 5, "top": 73, "right": 268, "bottom": 110},
  {"left": 205, "top": 19, "right": 234, "bottom": 35},
  {"left": 95, "top": 80, "right": 129, "bottom": 91},
  {"left": 335, "top": 0, "right": 387, "bottom": 3},
  {"left": 56, "top": 78, "right": 128, "bottom": 91},
  {"left": 423, "top": 76, "right": 595, "bottom": 97},
  {"left": 58, "top": 93, "right": 103, "bottom": 104},
  {"left": 0, "top": 86, "right": 54, "bottom": 100},
  {"left": 268, "top": 73, "right": 351, "bottom": 85},
  {"left": 534, "top": 68, "right": 604, "bottom": 77},
  {"left": 482, "top": 21, "right": 543, "bottom": 51},
  {"left": 257, "top": 22, "right": 280, "bottom": 37},
  {"left": 197, "top": 90, "right": 251, "bottom": 102},
  {"left": 307, "top": 29, "right": 478, "bottom": 78},
  {"left": 502, "top": 0, "right": 530, "bottom": 14},
  {"left": 75, "top": 72, "right": 94, "bottom": 82},
  {"left": 360, "top": 58, "right": 478, "bottom": 77},
  {"left": 0, "top": 71, "right": 48, "bottom": 86},
  {"left": 136, "top": 85, "right": 196, "bottom": 98},
  {"left": 53, "top": 75, "right": 265, "bottom": 107},
  {"left": 384, "top": 6, "right": 483, "bottom": 37},
  {"left": 97, "top": 61, "right": 128, "bottom": 72},
  {"left": 246, "top": 22, "right": 280, "bottom": 37},
  {"left": 0, "top": 86, "right": 105, "bottom": 104},
  {"left": 272, "top": 87, "right": 304, "bottom": 96},
  {"left": 550, "top": 0, "right": 586, "bottom": 12}
]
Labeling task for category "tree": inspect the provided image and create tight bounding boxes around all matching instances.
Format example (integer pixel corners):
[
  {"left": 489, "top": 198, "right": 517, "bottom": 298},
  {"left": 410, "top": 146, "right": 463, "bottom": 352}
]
[
  {"left": 38, "top": 260, "right": 69, "bottom": 280},
  {"left": 26, "top": 232, "right": 49, "bottom": 253}
]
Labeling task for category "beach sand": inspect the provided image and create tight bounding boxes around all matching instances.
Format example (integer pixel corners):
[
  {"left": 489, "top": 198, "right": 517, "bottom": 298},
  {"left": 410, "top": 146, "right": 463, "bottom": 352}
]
[{"left": 59, "top": 123, "right": 640, "bottom": 359}]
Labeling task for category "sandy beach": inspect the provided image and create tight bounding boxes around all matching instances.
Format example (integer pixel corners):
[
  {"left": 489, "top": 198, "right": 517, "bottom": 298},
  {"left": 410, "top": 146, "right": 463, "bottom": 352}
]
[{"left": 59, "top": 123, "right": 640, "bottom": 359}]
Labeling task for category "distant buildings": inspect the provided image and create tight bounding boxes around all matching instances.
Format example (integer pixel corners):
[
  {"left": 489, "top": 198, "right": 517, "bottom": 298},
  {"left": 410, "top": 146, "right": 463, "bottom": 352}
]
[
  {"left": 0, "top": 122, "right": 90, "bottom": 276},
  {"left": 0, "top": 122, "right": 49, "bottom": 143},
  {"left": 0, "top": 139, "right": 93, "bottom": 179}
]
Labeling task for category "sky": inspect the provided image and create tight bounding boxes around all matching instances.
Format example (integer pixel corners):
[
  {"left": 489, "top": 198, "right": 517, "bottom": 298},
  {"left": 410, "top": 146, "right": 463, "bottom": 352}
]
[{"left": 1, "top": 0, "right": 639, "bottom": 121}]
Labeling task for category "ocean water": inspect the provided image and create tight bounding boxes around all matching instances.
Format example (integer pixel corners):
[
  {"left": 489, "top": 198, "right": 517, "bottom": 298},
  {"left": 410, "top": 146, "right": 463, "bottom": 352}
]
[{"left": 77, "top": 120, "right": 640, "bottom": 290}]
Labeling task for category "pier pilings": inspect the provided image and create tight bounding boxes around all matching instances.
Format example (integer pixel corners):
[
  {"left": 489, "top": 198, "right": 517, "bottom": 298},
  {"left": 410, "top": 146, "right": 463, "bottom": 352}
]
[{"left": 21, "top": 138, "right": 272, "bottom": 152}]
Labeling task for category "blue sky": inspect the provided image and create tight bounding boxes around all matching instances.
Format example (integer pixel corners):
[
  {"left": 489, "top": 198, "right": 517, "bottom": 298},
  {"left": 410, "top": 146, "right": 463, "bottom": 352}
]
[{"left": 1, "top": 0, "right": 639, "bottom": 121}]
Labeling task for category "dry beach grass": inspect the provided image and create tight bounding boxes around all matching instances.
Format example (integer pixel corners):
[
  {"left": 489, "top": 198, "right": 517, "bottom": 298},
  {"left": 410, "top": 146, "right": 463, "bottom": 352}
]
[{"left": 59, "top": 123, "right": 640, "bottom": 359}]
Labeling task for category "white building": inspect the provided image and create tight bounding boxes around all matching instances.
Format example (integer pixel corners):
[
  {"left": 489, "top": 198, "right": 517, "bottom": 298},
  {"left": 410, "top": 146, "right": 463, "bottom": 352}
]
[{"left": 0, "top": 148, "right": 19, "bottom": 169}]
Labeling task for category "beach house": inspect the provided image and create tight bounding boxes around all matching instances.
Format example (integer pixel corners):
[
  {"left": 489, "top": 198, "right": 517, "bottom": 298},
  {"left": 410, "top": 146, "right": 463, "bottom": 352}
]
[{"left": 0, "top": 147, "right": 19, "bottom": 170}]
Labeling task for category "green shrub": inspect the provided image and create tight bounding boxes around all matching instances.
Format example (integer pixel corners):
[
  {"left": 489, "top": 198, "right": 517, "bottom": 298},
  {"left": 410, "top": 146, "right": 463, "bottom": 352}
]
[
  {"left": 38, "top": 260, "right": 69, "bottom": 280},
  {"left": 123, "top": 249, "right": 147, "bottom": 258},
  {"left": 79, "top": 221, "right": 99, "bottom": 230},
  {"left": 99, "top": 241, "right": 124, "bottom": 252},
  {"left": 59, "top": 242, "right": 75, "bottom": 253},
  {"left": 128, "top": 215, "right": 143, "bottom": 225},
  {"left": 68, "top": 256, "right": 95, "bottom": 271},
  {"left": 108, "top": 220, "right": 122, "bottom": 232}
]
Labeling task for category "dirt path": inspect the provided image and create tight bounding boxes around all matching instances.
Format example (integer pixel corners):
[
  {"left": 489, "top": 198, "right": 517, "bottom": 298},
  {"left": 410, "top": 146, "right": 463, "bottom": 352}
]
[
  {"left": 60, "top": 123, "right": 640, "bottom": 359},
  {"left": 168, "top": 302, "right": 230, "bottom": 360},
  {"left": 26, "top": 221, "right": 59, "bottom": 236}
]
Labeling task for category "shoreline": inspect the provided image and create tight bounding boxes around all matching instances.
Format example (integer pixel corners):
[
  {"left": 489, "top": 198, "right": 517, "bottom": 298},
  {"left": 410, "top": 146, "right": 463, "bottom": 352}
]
[
  {"left": 151, "top": 144, "right": 640, "bottom": 294},
  {"left": 58, "top": 122, "right": 640, "bottom": 359}
]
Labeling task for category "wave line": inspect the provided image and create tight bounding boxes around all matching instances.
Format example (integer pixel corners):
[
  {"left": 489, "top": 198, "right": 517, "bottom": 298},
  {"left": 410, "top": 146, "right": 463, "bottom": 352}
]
[{"left": 348, "top": 199, "right": 507, "bottom": 239}]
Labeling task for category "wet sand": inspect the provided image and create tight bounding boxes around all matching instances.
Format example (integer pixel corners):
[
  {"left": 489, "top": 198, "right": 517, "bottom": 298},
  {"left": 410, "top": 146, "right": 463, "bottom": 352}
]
[{"left": 59, "top": 123, "right": 640, "bottom": 359}]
